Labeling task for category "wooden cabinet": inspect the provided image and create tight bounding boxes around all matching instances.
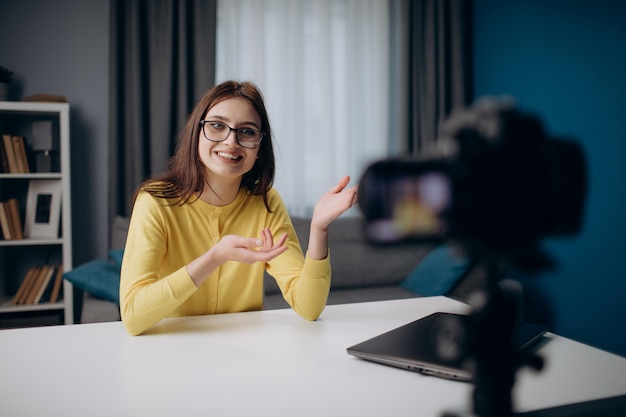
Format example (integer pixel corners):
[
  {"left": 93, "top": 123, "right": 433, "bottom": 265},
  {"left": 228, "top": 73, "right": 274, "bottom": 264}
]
[{"left": 0, "top": 101, "right": 73, "bottom": 326}]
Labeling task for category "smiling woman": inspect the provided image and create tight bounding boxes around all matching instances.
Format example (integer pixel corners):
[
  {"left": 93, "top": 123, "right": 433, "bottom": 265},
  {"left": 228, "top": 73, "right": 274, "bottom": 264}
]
[{"left": 119, "top": 80, "right": 358, "bottom": 336}]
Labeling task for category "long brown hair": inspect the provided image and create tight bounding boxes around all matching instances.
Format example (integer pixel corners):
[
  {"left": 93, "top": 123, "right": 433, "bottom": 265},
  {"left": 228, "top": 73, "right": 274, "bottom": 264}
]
[{"left": 133, "top": 80, "right": 276, "bottom": 211}]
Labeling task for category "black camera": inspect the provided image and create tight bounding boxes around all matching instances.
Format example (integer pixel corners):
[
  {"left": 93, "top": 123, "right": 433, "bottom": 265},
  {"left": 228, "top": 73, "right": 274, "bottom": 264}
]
[
  {"left": 359, "top": 98, "right": 588, "bottom": 417},
  {"left": 358, "top": 98, "right": 587, "bottom": 266}
]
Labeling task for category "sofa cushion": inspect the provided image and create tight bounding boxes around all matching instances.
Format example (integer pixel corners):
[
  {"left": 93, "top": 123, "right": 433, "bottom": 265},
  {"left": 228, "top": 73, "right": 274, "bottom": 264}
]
[
  {"left": 400, "top": 244, "right": 471, "bottom": 296},
  {"left": 63, "top": 259, "right": 120, "bottom": 304},
  {"left": 109, "top": 248, "right": 124, "bottom": 267}
]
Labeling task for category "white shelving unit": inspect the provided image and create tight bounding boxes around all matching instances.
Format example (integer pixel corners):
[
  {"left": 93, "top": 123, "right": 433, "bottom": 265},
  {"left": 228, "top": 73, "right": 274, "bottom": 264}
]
[{"left": 0, "top": 101, "right": 73, "bottom": 325}]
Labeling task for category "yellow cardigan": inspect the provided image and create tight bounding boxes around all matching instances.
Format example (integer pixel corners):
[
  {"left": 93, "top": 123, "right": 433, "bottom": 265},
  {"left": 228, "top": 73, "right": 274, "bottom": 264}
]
[{"left": 120, "top": 188, "right": 330, "bottom": 335}]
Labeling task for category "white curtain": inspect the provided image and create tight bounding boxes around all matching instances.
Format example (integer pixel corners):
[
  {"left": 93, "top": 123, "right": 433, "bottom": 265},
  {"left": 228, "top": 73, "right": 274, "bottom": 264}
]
[{"left": 216, "top": 0, "right": 390, "bottom": 217}]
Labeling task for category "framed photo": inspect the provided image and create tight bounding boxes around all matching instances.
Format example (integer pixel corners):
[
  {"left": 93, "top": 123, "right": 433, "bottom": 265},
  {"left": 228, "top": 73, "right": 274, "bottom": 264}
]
[{"left": 24, "top": 180, "right": 62, "bottom": 239}]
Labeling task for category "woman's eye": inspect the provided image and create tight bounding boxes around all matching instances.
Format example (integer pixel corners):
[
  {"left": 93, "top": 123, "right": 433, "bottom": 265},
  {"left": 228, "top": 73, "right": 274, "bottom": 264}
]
[
  {"left": 209, "top": 122, "right": 225, "bottom": 130},
  {"left": 239, "top": 129, "right": 256, "bottom": 137}
]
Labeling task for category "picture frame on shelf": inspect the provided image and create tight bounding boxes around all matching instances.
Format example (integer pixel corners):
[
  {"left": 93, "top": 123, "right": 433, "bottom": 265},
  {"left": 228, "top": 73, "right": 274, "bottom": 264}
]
[{"left": 24, "top": 180, "right": 62, "bottom": 239}]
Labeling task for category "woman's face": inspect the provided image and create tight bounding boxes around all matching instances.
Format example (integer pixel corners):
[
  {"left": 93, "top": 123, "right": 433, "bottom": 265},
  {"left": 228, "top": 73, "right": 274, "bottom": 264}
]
[{"left": 198, "top": 97, "right": 262, "bottom": 183}]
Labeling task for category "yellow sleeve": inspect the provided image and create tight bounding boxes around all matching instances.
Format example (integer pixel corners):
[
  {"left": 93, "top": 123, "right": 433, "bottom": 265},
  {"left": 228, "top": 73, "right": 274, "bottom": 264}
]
[
  {"left": 119, "top": 193, "right": 197, "bottom": 336},
  {"left": 264, "top": 192, "right": 331, "bottom": 320}
]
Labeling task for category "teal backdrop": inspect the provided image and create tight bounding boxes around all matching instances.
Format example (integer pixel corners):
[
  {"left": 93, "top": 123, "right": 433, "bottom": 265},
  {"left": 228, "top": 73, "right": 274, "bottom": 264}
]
[{"left": 473, "top": 0, "right": 626, "bottom": 356}]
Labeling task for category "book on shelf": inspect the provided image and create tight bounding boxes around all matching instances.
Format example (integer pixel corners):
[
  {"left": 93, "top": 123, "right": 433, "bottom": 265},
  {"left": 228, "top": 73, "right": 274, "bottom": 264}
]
[
  {"left": 23, "top": 266, "right": 47, "bottom": 305},
  {"left": 30, "top": 265, "right": 56, "bottom": 304},
  {"left": 11, "top": 135, "right": 30, "bottom": 173},
  {"left": 2, "top": 134, "right": 19, "bottom": 173},
  {"left": 11, "top": 265, "right": 40, "bottom": 305},
  {"left": 10, "top": 266, "right": 35, "bottom": 304},
  {"left": 35, "top": 265, "right": 62, "bottom": 304},
  {"left": 0, "top": 198, "right": 23, "bottom": 240},
  {"left": 0, "top": 202, "right": 11, "bottom": 239},
  {"left": 0, "top": 136, "right": 9, "bottom": 172},
  {"left": 0, "top": 135, "right": 30, "bottom": 173},
  {"left": 23, "top": 266, "right": 44, "bottom": 305},
  {"left": 48, "top": 265, "right": 64, "bottom": 303},
  {"left": 6, "top": 198, "right": 23, "bottom": 239},
  {"left": 23, "top": 94, "right": 68, "bottom": 103},
  {"left": 11, "top": 265, "right": 59, "bottom": 305}
]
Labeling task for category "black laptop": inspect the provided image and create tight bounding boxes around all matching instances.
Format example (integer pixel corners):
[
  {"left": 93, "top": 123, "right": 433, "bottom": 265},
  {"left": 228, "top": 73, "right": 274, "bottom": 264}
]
[{"left": 347, "top": 312, "right": 548, "bottom": 382}]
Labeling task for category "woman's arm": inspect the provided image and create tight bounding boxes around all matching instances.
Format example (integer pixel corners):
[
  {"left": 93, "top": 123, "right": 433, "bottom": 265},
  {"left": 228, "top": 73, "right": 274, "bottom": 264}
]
[
  {"left": 119, "top": 196, "right": 196, "bottom": 335},
  {"left": 264, "top": 178, "right": 357, "bottom": 321},
  {"left": 307, "top": 176, "right": 358, "bottom": 260}
]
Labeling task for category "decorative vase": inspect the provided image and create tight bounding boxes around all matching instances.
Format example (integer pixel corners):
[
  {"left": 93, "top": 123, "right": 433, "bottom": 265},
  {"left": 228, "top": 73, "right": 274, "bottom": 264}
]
[{"left": 0, "top": 82, "right": 8, "bottom": 101}]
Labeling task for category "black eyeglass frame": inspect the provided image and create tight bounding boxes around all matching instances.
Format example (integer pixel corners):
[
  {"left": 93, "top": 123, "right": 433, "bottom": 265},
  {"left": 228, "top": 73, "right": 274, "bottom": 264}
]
[{"left": 199, "top": 120, "right": 265, "bottom": 149}]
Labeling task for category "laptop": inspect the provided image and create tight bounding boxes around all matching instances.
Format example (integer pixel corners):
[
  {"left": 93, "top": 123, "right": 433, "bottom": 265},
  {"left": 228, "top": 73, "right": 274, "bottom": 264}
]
[{"left": 347, "top": 311, "right": 548, "bottom": 382}]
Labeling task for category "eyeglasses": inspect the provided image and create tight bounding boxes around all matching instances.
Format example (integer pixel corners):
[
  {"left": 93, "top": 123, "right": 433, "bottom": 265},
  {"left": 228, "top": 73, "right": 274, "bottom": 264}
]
[{"left": 199, "top": 120, "right": 265, "bottom": 149}]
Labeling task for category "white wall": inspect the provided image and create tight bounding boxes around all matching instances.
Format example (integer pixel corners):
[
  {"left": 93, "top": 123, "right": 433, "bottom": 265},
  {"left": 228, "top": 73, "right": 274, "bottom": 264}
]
[{"left": 0, "top": 0, "right": 110, "bottom": 264}]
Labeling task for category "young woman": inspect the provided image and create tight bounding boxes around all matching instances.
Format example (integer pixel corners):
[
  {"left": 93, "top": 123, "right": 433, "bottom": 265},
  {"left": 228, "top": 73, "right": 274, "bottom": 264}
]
[{"left": 120, "top": 80, "right": 358, "bottom": 335}]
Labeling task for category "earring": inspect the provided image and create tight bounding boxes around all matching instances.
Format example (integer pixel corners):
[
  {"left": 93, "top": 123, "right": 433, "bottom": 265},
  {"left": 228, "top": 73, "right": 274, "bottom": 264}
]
[{"left": 254, "top": 178, "right": 260, "bottom": 185}]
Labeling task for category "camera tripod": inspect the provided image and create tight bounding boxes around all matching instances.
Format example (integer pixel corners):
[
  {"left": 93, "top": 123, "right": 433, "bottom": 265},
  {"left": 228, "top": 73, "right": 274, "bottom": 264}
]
[{"left": 441, "top": 254, "right": 544, "bottom": 417}]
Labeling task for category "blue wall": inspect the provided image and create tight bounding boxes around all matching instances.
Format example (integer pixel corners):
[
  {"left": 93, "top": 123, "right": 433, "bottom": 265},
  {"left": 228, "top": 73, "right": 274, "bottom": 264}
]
[{"left": 473, "top": 0, "right": 626, "bottom": 356}]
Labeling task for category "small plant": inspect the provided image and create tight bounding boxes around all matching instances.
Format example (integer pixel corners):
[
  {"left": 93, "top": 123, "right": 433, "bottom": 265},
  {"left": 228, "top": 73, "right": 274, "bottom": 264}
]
[{"left": 0, "top": 66, "right": 14, "bottom": 84}]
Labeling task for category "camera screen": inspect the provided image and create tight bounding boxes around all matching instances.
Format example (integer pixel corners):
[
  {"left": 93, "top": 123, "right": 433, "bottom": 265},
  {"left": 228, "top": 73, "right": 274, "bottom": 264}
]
[{"left": 360, "top": 168, "right": 452, "bottom": 243}]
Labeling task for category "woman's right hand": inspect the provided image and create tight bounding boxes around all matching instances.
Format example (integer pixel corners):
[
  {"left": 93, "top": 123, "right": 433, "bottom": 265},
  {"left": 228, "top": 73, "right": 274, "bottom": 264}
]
[
  {"left": 215, "top": 228, "right": 288, "bottom": 264},
  {"left": 187, "top": 228, "right": 288, "bottom": 287}
]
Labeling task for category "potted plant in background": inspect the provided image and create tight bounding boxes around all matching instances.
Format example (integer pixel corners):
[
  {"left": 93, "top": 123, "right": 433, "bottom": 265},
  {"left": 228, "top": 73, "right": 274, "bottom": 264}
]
[{"left": 0, "top": 66, "right": 14, "bottom": 101}]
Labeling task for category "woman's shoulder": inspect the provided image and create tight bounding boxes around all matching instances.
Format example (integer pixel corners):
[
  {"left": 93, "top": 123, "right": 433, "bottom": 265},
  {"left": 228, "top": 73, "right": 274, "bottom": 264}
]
[
  {"left": 266, "top": 187, "right": 281, "bottom": 200},
  {"left": 266, "top": 187, "right": 288, "bottom": 210},
  {"left": 138, "top": 180, "right": 177, "bottom": 195},
  {"left": 135, "top": 183, "right": 185, "bottom": 210}
]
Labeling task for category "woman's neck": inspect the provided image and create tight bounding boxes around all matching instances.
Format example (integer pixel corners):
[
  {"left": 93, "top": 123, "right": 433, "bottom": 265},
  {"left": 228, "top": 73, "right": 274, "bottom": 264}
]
[{"left": 199, "top": 177, "right": 241, "bottom": 206}]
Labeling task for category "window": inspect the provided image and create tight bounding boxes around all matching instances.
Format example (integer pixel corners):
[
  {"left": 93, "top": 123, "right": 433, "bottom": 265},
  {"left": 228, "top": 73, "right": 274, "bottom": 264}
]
[{"left": 217, "top": 0, "right": 391, "bottom": 216}]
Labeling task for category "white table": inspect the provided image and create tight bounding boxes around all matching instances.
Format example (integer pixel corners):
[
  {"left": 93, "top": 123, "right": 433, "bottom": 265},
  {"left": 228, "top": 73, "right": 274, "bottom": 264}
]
[{"left": 1, "top": 297, "right": 625, "bottom": 417}]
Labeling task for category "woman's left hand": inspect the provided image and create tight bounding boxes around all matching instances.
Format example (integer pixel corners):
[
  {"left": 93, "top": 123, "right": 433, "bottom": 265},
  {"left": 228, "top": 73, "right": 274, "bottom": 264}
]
[{"left": 311, "top": 176, "right": 358, "bottom": 231}]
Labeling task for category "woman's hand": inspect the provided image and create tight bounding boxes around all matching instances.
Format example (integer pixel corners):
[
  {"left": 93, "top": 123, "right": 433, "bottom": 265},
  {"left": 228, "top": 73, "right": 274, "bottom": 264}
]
[
  {"left": 187, "top": 228, "right": 287, "bottom": 287},
  {"left": 311, "top": 176, "right": 358, "bottom": 231},
  {"left": 216, "top": 228, "right": 288, "bottom": 264}
]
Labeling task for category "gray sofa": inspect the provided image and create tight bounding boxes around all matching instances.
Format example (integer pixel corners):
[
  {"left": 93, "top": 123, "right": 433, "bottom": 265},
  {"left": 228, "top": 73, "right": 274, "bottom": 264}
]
[{"left": 79, "top": 216, "right": 452, "bottom": 323}]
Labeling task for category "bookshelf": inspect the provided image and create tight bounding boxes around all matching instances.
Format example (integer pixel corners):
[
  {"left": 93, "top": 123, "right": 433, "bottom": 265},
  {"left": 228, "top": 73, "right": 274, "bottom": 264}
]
[{"left": 0, "top": 101, "right": 73, "bottom": 326}]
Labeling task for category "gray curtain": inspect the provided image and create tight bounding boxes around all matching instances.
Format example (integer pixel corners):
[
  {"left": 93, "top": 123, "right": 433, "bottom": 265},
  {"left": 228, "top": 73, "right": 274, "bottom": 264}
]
[
  {"left": 392, "top": 0, "right": 472, "bottom": 155},
  {"left": 109, "top": 0, "right": 217, "bottom": 219}
]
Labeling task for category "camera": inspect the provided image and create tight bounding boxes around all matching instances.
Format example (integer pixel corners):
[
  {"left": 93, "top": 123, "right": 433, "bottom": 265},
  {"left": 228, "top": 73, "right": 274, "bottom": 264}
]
[
  {"left": 358, "top": 98, "right": 588, "bottom": 417},
  {"left": 358, "top": 98, "right": 587, "bottom": 267}
]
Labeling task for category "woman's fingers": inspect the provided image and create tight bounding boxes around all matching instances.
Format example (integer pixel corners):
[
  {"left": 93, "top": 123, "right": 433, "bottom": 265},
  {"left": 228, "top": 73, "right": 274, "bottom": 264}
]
[
  {"left": 258, "top": 228, "right": 288, "bottom": 251},
  {"left": 221, "top": 230, "right": 288, "bottom": 264},
  {"left": 261, "top": 228, "right": 273, "bottom": 250}
]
